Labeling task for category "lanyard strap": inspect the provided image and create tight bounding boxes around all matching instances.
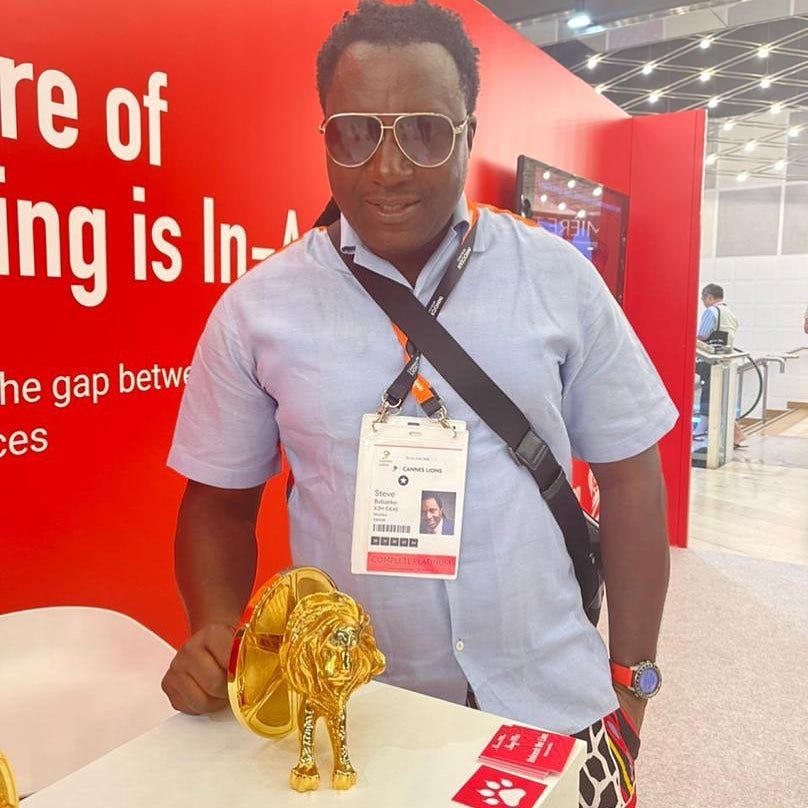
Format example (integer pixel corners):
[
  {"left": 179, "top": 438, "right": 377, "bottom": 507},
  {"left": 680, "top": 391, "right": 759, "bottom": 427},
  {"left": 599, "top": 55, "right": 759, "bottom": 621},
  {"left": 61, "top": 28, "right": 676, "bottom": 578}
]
[{"left": 382, "top": 217, "right": 478, "bottom": 417}]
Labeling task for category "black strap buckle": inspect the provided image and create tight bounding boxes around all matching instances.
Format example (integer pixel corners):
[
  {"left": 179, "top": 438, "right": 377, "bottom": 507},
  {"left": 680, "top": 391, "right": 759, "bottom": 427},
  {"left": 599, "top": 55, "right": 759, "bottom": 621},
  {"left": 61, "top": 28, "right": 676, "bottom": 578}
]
[
  {"left": 508, "top": 430, "right": 566, "bottom": 498},
  {"left": 507, "top": 430, "right": 547, "bottom": 471}
]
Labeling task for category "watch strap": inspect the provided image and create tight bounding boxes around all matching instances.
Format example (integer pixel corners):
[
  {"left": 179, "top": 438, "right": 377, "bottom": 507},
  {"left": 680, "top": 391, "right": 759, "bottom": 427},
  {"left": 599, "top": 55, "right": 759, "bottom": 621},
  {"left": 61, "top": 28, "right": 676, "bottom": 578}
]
[{"left": 610, "top": 660, "right": 635, "bottom": 690}]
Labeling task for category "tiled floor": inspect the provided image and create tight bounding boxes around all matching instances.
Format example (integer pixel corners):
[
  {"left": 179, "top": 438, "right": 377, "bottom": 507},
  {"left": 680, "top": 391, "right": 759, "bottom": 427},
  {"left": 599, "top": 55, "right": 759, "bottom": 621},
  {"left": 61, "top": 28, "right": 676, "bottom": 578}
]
[
  {"left": 689, "top": 411, "right": 808, "bottom": 565},
  {"left": 657, "top": 411, "right": 808, "bottom": 808}
]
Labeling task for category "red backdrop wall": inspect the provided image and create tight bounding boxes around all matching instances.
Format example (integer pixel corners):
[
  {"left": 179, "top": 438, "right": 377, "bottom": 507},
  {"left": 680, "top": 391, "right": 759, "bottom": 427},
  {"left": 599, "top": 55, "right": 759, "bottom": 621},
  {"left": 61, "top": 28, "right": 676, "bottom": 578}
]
[{"left": 0, "top": 0, "right": 702, "bottom": 647}]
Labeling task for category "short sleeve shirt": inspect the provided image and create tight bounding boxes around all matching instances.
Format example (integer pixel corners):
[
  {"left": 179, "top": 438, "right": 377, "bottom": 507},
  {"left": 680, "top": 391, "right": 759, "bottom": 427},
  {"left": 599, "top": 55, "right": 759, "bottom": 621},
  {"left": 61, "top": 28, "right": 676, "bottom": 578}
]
[{"left": 168, "top": 198, "right": 678, "bottom": 734}]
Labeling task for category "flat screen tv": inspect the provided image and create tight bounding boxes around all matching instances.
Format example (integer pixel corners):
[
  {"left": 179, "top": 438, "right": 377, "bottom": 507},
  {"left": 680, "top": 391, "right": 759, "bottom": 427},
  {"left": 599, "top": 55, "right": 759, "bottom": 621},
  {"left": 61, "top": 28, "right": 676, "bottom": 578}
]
[{"left": 515, "top": 155, "right": 628, "bottom": 307}]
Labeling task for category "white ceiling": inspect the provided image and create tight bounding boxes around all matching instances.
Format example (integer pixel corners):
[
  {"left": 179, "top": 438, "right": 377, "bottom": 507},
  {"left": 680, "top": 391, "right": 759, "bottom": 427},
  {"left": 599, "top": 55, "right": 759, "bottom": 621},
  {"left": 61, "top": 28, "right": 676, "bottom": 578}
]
[{"left": 480, "top": 1, "right": 808, "bottom": 181}]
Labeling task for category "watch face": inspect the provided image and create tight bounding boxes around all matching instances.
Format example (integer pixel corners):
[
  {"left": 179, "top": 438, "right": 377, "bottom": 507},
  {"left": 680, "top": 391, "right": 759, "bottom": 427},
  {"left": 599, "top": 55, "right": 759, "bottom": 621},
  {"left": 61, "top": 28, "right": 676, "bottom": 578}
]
[{"left": 635, "top": 663, "right": 661, "bottom": 697}]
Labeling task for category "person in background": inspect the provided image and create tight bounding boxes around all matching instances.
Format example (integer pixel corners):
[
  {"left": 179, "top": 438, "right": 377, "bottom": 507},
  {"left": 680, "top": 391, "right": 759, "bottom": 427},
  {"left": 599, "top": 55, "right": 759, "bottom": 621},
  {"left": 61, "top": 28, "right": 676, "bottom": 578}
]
[
  {"left": 696, "top": 283, "right": 745, "bottom": 447},
  {"left": 697, "top": 283, "right": 738, "bottom": 347}
]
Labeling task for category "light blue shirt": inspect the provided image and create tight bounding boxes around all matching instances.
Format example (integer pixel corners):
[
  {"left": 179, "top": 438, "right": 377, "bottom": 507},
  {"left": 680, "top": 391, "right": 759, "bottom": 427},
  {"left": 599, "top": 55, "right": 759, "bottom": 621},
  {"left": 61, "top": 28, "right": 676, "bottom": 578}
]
[
  {"left": 698, "top": 303, "right": 738, "bottom": 346},
  {"left": 697, "top": 306, "right": 718, "bottom": 340},
  {"left": 169, "top": 197, "right": 678, "bottom": 734}
]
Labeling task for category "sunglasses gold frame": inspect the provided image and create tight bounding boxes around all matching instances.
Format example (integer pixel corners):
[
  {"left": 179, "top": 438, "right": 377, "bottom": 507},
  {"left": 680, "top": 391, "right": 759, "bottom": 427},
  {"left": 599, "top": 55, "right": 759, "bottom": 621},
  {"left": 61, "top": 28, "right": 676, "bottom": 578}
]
[{"left": 319, "top": 112, "right": 469, "bottom": 169}]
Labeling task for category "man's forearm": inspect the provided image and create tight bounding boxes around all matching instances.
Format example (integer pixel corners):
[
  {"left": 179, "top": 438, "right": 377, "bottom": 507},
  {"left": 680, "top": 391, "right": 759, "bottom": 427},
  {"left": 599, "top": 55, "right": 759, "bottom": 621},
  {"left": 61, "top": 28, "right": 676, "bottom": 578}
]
[
  {"left": 175, "top": 482, "right": 263, "bottom": 633},
  {"left": 593, "top": 447, "right": 670, "bottom": 666}
]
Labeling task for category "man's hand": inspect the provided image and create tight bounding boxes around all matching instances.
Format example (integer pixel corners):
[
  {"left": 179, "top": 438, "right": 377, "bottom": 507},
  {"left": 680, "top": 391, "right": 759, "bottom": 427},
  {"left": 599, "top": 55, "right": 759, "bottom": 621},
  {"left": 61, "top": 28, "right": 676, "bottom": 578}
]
[
  {"left": 161, "top": 622, "right": 236, "bottom": 714},
  {"left": 613, "top": 684, "right": 646, "bottom": 734}
]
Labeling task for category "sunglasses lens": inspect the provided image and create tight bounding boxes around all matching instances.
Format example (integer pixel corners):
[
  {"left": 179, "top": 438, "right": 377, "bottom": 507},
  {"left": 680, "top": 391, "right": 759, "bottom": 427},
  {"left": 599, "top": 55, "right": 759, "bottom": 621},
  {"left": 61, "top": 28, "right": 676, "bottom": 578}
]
[
  {"left": 324, "top": 115, "right": 382, "bottom": 166},
  {"left": 395, "top": 114, "right": 456, "bottom": 166}
]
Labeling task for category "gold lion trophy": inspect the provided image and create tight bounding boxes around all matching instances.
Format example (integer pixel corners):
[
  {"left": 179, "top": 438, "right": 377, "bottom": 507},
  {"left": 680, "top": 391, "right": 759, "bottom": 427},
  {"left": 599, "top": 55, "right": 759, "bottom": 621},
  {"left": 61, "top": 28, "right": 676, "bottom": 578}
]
[
  {"left": 0, "top": 753, "right": 19, "bottom": 808},
  {"left": 227, "top": 567, "right": 385, "bottom": 792}
]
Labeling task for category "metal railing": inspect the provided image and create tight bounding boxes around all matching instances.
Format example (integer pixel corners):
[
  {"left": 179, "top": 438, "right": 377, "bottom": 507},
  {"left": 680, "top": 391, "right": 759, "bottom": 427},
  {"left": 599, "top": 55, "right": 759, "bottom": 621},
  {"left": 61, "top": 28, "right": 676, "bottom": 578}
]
[{"left": 736, "top": 347, "right": 807, "bottom": 425}]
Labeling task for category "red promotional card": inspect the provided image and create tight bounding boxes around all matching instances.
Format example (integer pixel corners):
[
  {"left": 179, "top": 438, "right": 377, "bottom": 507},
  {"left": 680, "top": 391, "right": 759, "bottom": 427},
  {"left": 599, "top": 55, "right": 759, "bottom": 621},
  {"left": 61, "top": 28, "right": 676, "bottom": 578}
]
[
  {"left": 452, "top": 765, "right": 547, "bottom": 808},
  {"left": 480, "top": 725, "right": 575, "bottom": 776}
]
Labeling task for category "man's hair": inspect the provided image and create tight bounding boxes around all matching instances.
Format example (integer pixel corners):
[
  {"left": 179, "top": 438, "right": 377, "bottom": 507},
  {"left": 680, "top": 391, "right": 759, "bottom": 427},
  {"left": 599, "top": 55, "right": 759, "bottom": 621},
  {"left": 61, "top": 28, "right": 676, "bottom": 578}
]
[
  {"left": 422, "top": 492, "right": 444, "bottom": 509},
  {"left": 316, "top": 0, "right": 480, "bottom": 113},
  {"left": 702, "top": 283, "right": 724, "bottom": 299}
]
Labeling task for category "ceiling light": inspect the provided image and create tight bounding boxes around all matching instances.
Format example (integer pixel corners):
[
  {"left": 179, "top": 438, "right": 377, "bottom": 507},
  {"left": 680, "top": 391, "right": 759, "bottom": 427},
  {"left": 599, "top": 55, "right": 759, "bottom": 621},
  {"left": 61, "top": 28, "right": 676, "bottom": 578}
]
[
  {"left": 543, "top": 170, "right": 551, "bottom": 179},
  {"left": 540, "top": 193, "right": 548, "bottom": 203},
  {"left": 700, "top": 69, "right": 713, "bottom": 82},
  {"left": 558, "top": 201, "right": 567, "bottom": 211},
  {"left": 595, "top": 83, "right": 607, "bottom": 94},
  {"left": 736, "top": 171, "right": 749, "bottom": 182},
  {"left": 705, "top": 153, "right": 718, "bottom": 166},
  {"left": 649, "top": 91, "right": 661, "bottom": 104},
  {"left": 587, "top": 55, "right": 601, "bottom": 70},
  {"left": 757, "top": 45, "right": 770, "bottom": 58},
  {"left": 699, "top": 37, "right": 712, "bottom": 49},
  {"left": 642, "top": 62, "right": 655, "bottom": 75},
  {"left": 722, "top": 120, "right": 736, "bottom": 131},
  {"left": 774, "top": 159, "right": 786, "bottom": 171},
  {"left": 788, "top": 126, "right": 801, "bottom": 138},
  {"left": 593, "top": 186, "right": 603, "bottom": 197},
  {"left": 770, "top": 102, "right": 783, "bottom": 114},
  {"left": 744, "top": 140, "right": 757, "bottom": 152},
  {"left": 568, "top": 13, "right": 592, "bottom": 30},
  {"left": 567, "top": 179, "right": 576, "bottom": 189},
  {"left": 577, "top": 209, "right": 587, "bottom": 219},
  {"left": 760, "top": 76, "right": 772, "bottom": 89},
  {"left": 707, "top": 97, "right": 719, "bottom": 109}
]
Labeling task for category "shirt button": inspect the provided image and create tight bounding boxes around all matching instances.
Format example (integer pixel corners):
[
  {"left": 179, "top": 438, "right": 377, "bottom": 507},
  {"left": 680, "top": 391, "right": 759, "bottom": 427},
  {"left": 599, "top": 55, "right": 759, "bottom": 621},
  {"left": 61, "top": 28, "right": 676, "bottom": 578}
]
[{"left": 455, "top": 640, "right": 464, "bottom": 652}]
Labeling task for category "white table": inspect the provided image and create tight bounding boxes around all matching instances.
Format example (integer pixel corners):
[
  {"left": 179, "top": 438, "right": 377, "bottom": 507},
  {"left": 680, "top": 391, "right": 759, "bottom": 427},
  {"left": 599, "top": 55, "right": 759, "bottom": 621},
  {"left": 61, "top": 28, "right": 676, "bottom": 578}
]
[{"left": 23, "top": 681, "right": 586, "bottom": 807}]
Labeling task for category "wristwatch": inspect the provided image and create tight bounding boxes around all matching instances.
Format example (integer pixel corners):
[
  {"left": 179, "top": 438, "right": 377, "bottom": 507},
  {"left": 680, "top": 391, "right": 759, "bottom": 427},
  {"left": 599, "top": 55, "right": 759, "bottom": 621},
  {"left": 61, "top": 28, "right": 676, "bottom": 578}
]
[{"left": 610, "top": 659, "right": 662, "bottom": 699}]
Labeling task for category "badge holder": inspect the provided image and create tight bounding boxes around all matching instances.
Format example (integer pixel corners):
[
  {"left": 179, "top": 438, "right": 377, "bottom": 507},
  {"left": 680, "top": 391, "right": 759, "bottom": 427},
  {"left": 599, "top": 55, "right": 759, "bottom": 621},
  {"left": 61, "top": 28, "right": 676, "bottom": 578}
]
[
  {"left": 372, "top": 393, "right": 456, "bottom": 433},
  {"left": 352, "top": 395, "right": 469, "bottom": 580}
]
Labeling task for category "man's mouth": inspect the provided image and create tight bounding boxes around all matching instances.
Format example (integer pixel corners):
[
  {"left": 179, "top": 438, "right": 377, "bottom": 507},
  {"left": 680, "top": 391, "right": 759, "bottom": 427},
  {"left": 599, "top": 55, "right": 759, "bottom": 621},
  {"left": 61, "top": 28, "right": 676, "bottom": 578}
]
[{"left": 367, "top": 199, "right": 420, "bottom": 220}]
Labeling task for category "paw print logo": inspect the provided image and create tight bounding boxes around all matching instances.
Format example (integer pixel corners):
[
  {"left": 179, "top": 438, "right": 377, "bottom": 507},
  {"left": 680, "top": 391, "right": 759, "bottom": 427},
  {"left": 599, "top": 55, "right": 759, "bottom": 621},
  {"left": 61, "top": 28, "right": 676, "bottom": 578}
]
[{"left": 477, "top": 778, "right": 527, "bottom": 807}]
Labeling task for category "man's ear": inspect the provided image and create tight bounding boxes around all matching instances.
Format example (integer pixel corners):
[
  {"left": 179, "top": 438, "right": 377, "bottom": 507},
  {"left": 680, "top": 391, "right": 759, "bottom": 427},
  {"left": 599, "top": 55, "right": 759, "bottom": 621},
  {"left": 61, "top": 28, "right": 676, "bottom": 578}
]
[{"left": 466, "top": 114, "right": 477, "bottom": 151}]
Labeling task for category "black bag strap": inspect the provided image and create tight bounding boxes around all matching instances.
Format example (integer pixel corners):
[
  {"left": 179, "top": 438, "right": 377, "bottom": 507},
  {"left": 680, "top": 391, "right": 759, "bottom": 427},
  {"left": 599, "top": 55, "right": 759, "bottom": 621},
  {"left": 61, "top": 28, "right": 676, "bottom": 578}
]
[
  {"left": 381, "top": 220, "right": 478, "bottom": 417},
  {"left": 344, "top": 256, "right": 600, "bottom": 609}
]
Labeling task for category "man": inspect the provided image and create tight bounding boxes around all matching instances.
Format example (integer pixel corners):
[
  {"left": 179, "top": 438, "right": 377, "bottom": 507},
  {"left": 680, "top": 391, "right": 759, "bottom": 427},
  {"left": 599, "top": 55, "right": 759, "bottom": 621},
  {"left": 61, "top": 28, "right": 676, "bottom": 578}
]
[
  {"left": 697, "top": 283, "right": 738, "bottom": 347},
  {"left": 162, "top": 3, "right": 676, "bottom": 806},
  {"left": 421, "top": 493, "right": 454, "bottom": 535},
  {"left": 695, "top": 283, "right": 743, "bottom": 445}
]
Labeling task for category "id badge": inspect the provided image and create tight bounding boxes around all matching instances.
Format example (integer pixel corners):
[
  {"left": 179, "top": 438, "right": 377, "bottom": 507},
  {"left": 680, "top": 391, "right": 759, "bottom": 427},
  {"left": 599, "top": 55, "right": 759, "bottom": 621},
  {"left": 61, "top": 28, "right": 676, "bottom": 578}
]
[{"left": 351, "top": 414, "right": 469, "bottom": 579}]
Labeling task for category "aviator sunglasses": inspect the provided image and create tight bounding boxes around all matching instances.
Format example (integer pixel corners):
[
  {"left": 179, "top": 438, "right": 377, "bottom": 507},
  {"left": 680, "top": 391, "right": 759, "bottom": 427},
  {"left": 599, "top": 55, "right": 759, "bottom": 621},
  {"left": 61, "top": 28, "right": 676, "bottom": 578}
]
[{"left": 320, "top": 112, "right": 469, "bottom": 169}]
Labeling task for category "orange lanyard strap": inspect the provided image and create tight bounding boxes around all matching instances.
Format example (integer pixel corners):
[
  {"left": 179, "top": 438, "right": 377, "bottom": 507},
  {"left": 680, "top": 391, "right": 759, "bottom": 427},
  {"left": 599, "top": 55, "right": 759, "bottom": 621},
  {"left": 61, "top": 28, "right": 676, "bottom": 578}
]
[{"left": 391, "top": 324, "right": 439, "bottom": 408}]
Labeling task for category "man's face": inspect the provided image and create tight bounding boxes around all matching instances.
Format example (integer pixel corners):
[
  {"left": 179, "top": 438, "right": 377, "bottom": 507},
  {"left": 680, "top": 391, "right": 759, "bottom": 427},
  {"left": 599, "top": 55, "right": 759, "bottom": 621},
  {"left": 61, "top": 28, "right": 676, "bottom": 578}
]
[
  {"left": 702, "top": 294, "right": 716, "bottom": 308},
  {"left": 421, "top": 497, "right": 443, "bottom": 532},
  {"left": 323, "top": 41, "right": 475, "bottom": 265}
]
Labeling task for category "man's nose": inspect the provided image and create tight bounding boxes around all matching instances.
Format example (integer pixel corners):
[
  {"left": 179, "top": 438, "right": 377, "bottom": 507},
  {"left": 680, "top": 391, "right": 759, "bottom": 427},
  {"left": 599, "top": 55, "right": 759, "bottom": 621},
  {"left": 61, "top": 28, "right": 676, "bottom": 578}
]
[{"left": 369, "top": 128, "right": 413, "bottom": 181}]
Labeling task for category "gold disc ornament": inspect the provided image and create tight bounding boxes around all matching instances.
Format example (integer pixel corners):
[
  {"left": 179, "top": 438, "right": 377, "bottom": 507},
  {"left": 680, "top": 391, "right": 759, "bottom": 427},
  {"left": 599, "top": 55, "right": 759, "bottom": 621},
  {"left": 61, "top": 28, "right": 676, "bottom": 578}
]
[
  {"left": 227, "top": 566, "right": 337, "bottom": 737},
  {"left": 0, "top": 753, "right": 18, "bottom": 808}
]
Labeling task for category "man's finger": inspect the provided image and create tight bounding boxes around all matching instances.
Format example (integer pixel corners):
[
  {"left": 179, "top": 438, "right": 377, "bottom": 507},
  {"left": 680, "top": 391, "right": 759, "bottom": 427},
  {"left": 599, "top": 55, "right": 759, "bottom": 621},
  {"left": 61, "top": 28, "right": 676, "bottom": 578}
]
[
  {"left": 194, "top": 646, "right": 230, "bottom": 700},
  {"left": 166, "top": 667, "right": 227, "bottom": 714},
  {"left": 203, "top": 623, "right": 238, "bottom": 670}
]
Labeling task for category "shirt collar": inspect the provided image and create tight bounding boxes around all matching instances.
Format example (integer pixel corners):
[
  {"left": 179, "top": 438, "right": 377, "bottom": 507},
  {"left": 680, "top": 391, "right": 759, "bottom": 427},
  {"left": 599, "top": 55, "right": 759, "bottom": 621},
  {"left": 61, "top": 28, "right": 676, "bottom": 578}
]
[{"left": 339, "top": 194, "right": 478, "bottom": 256}]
